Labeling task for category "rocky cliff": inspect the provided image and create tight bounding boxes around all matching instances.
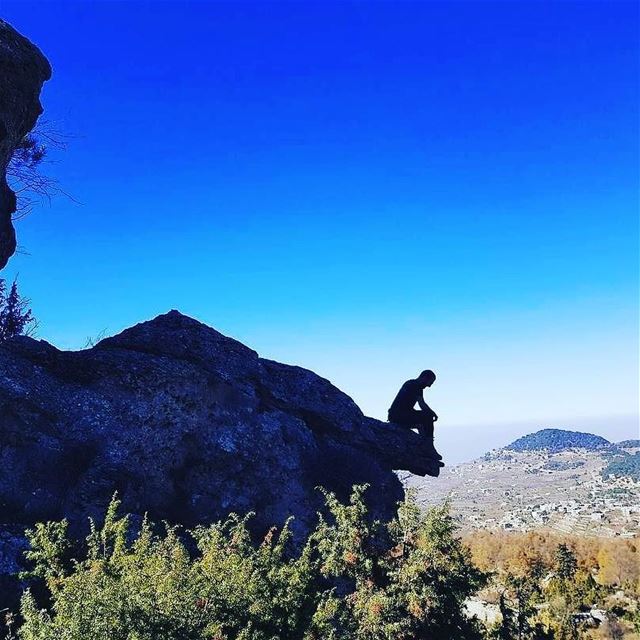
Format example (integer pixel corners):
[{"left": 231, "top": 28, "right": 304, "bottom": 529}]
[
  {"left": 0, "top": 311, "right": 437, "bottom": 601},
  {"left": 0, "top": 19, "right": 51, "bottom": 269}
]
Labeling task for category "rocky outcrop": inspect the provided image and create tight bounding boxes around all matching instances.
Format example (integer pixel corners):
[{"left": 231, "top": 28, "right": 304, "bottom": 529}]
[
  {"left": 0, "top": 20, "right": 51, "bottom": 269},
  {"left": 0, "top": 311, "right": 437, "bottom": 601}
]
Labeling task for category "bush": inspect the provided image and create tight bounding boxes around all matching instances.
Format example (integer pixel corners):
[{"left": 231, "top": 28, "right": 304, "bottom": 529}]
[
  {"left": 15, "top": 488, "right": 487, "bottom": 640},
  {"left": 602, "top": 453, "right": 640, "bottom": 482}
]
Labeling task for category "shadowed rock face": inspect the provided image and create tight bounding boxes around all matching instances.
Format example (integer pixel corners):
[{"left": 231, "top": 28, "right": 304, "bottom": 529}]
[
  {"left": 0, "top": 20, "right": 51, "bottom": 269},
  {"left": 0, "top": 311, "right": 436, "bottom": 599}
]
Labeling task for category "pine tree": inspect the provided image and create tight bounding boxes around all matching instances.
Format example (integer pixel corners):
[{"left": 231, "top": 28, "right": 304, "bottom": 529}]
[
  {"left": 555, "top": 544, "right": 578, "bottom": 582},
  {"left": 0, "top": 278, "right": 36, "bottom": 342}
]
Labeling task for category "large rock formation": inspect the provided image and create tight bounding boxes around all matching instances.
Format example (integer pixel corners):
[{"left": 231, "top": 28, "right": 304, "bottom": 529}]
[
  {"left": 0, "top": 311, "right": 437, "bottom": 600},
  {"left": 0, "top": 20, "right": 51, "bottom": 269}
]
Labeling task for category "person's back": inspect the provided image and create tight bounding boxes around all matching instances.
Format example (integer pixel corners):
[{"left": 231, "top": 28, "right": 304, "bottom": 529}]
[{"left": 388, "top": 378, "right": 422, "bottom": 423}]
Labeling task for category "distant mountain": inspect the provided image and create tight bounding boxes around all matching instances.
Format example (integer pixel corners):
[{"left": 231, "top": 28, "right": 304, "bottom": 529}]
[
  {"left": 506, "top": 428, "right": 610, "bottom": 453},
  {"left": 618, "top": 439, "right": 640, "bottom": 449}
]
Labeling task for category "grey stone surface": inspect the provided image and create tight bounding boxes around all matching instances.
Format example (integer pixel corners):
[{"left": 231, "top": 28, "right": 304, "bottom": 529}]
[
  {"left": 0, "top": 19, "right": 51, "bottom": 269},
  {"left": 0, "top": 311, "right": 437, "bottom": 602}
]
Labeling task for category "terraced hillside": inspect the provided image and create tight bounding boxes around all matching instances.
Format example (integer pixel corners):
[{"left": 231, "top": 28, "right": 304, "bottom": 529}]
[{"left": 405, "top": 430, "right": 640, "bottom": 538}]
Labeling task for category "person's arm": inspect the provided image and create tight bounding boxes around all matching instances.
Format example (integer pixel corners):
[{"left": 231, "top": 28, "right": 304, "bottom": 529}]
[{"left": 418, "top": 392, "right": 438, "bottom": 421}]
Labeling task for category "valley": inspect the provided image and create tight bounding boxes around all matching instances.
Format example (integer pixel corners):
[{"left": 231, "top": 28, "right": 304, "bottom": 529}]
[{"left": 405, "top": 431, "right": 640, "bottom": 538}]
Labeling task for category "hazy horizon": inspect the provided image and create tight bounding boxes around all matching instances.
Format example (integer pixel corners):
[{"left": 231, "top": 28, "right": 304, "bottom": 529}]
[{"left": 438, "top": 414, "right": 639, "bottom": 465}]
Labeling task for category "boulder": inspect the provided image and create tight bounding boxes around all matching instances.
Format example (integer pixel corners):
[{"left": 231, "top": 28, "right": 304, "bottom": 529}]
[
  {"left": 0, "top": 19, "right": 51, "bottom": 269},
  {"left": 0, "top": 311, "right": 437, "bottom": 601}
]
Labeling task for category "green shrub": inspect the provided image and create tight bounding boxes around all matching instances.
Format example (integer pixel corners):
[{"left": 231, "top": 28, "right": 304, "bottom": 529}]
[{"left": 15, "top": 487, "right": 487, "bottom": 640}]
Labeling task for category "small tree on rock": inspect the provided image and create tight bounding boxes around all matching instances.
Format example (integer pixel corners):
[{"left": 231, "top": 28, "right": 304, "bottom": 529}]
[
  {"left": 7, "top": 122, "right": 68, "bottom": 219},
  {"left": 0, "top": 278, "right": 36, "bottom": 342}
]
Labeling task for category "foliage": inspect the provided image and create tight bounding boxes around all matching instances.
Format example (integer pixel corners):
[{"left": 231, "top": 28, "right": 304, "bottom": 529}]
[
  {"left": 14, "top": 488, "right": 487, "bottom": 640},
  {"left": 465, "top": 530, "right": 639, "bottom": 594},
  {"left": 554, "top": 545, "right": 578, "bottom": 582},
  {"left": 467, "top": 529, "right": 640, "bottom": 639},
  {"left": 616, "top": 441, "right": 640, "bottom": 450},
  {"left": 0, "top": 278, "right": 36, "bottom": 342},
  {"left": 6, "top": 122, "right": 68, "bottom": 219},
  {"left": 488, "top": 566, "right": 553, "bottom": 640},
  {"left": 10, "top": 490, "right": 640, "bottom": 639},
  {"left": 602, "top": 453, "right": 640, "bottom": 482},
  {"left": 542, "top": 545, "right": 585, "bottom": 640},
  {"left": 507, "top": 430, "right": 610, "bottom": 454}
]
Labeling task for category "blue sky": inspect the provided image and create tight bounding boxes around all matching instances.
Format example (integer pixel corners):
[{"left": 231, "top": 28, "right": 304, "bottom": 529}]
[{"left": 2, "top": 1, "right": 638, "bottom": 461}]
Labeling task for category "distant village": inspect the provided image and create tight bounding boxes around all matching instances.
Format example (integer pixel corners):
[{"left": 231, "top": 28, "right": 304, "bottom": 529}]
[{"left": 408, "top": 438, "right": 640, "bottom": 539}]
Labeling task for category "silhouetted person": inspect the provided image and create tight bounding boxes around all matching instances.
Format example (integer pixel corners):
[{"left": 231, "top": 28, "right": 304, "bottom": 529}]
[{"left": 388, "top": 369, "right": 442, "bottom": 460}]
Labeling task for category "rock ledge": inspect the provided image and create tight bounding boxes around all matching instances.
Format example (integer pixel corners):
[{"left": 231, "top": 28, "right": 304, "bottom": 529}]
[{"left": 0, "top": 311, "right": 437, "bottom": 598}]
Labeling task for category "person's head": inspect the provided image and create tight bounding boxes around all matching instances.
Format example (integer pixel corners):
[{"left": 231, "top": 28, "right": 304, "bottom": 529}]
[{"left": 417, "top": 369, "right": 436, "bottom": 388}]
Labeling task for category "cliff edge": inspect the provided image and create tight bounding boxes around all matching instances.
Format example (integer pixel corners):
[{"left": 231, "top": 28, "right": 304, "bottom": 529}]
[{"left": 0, "top": 311, "right": 437, "bottom": 598}]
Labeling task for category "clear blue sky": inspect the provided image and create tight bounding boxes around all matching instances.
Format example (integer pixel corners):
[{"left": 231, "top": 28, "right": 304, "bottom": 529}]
[{"left": 2, "top": 1, "right": 638, "bottom": 461}]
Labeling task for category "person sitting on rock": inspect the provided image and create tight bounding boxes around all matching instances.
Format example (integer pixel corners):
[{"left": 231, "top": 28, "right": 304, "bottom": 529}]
[{"left": 388, "top": 369, "right": 442, "bottom": 460}]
